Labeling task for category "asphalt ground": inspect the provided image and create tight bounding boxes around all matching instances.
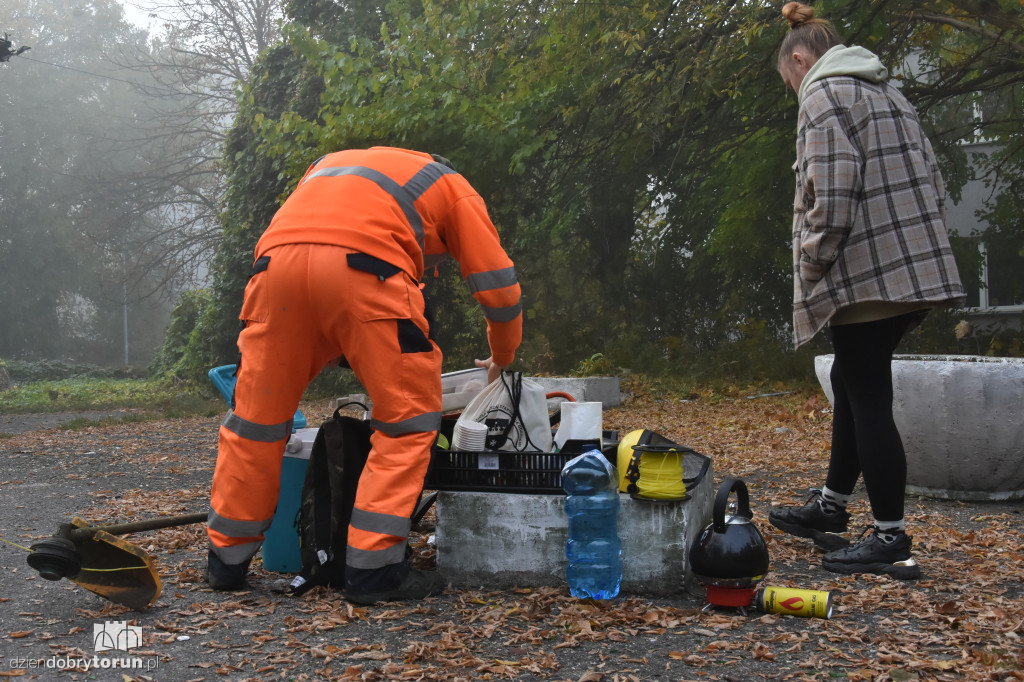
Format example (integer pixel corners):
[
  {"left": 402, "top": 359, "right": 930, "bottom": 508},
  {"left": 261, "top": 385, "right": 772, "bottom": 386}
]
[{"left": 1, "top": 397, "right": 1022, "bottom": 681}]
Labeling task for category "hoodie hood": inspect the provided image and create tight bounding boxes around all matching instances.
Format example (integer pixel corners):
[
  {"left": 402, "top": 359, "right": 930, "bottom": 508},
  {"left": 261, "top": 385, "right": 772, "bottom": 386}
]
[{"left": 798, "top": 44, "right": 889, "bottom": 103}]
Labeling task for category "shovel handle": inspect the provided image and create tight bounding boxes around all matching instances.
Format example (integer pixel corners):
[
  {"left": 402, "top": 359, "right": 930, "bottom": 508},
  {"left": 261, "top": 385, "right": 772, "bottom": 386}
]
[{"left": 66, "top": 512, "right": 209, "bottom": 540}]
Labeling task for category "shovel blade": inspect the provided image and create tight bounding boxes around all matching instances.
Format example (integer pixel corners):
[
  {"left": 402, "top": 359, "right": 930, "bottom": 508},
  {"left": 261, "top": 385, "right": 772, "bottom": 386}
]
[{"left": 68, "top": 517, "right": 162, "bottom": 610}]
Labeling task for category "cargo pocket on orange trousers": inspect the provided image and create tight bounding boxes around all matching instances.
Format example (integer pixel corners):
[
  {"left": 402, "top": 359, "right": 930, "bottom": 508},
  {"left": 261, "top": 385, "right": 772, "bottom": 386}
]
[
  {"left": 347, "top": 254, "right": 438, "bottom": 402},
  {"left": 239, "top": 255, "right": 271, "bottom": 324}
]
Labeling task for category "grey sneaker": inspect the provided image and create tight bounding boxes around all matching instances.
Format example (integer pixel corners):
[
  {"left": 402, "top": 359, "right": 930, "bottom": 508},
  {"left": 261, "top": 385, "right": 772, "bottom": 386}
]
[
  {"left": 822, "top": 528, "right": 921, "bottom": 580},
  {"left": 768, "top": 490, "right": 851, "bottom": 550},
  {"left": 345, "top": 568, "right": 446, "bottom": 605}
]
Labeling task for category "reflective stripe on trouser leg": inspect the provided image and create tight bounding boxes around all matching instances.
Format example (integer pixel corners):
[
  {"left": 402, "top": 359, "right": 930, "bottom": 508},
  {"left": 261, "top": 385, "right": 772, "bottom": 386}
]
[
  {"left": 345, "top": 427, "right": 439, "bottom": 569},
  {"left": 241, "top": 244, "right": 443, "bottom": 572},
  {"left": 208, "top": 413, "right": 293, "bottom": 564},
  {"left": 207, "top": 244, "right": 326, "bottom": 564},
  {"left": 338, "top": 291, "right": 443, "bottom": 571}
]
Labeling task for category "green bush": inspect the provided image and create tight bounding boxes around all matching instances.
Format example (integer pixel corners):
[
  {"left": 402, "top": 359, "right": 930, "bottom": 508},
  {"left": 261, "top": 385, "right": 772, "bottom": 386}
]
[{"left": 150, "top": 290, "right": 213, "bottom": 377}]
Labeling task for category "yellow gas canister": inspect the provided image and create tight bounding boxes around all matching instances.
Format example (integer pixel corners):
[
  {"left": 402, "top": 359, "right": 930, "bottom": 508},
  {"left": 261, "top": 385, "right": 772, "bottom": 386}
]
[{"left": 756, "top": 585, "right": 834, "bottom": 619}]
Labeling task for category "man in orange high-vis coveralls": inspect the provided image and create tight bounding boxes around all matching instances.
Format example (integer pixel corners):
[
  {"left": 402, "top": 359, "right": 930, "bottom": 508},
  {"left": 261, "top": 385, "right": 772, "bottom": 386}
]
[{"left": 206, "top": 147, "right": 522, "bottom": 603}]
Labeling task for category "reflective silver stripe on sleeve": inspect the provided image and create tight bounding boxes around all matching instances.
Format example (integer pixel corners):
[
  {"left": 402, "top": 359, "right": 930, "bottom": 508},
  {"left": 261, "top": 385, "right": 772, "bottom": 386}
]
[
  {"left": 467, "top": 266, "right": 518, "bottom": 294},
  {"left": 482, "top": 300, "right": 523, "bottom": 323},
  {"left": 350, "top": 507, "right": 412, "bottom": 538},
  {"left": 209, "top": 540, "right": 262, "bottom": 565},
  {"left": 222, "top": 409, "right": 293, "bottom": 443},
  {"left": 345, "top": 542, "right": 409, "bottom": 569},
  {"left": 208, "top": 508, "right": 274, "bottom": 538},
  {"left": 370, "top": 411, "right": 442, "bottom": 437},
  {"left": 403, "top": 162, "right": 457, "bottom": 200}
]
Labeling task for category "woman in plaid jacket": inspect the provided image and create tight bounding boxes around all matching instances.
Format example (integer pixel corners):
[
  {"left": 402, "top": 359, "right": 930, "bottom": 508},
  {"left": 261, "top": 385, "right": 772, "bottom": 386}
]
[{"left": 768, "top": 2, "right": 965, "bottom": 579}]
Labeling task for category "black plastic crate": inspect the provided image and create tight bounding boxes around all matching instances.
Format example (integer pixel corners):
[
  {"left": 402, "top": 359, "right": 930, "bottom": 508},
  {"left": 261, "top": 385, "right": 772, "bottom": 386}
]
[{"left": 425, "top": 434, "right": 619, "bottom": 494}]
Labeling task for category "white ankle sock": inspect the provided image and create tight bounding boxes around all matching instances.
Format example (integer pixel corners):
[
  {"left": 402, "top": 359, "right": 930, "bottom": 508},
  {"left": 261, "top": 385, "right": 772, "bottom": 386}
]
[
  {"left": 819, "top": 486, "right": 851, "bottom": 514},
  {"left": 873, "top": 518, "right": 906, "bottom": 543}
]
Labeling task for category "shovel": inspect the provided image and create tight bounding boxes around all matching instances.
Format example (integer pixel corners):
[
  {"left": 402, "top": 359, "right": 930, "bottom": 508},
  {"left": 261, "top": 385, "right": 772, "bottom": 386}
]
[{"left": 27, "top": 512, "right": 207, "bottom": 610}]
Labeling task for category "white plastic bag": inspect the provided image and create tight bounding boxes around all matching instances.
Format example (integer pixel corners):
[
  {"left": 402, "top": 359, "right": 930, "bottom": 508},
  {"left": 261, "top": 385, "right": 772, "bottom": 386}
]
[{"left": 454, "top": 372, "right": 553, "bottom": 452}]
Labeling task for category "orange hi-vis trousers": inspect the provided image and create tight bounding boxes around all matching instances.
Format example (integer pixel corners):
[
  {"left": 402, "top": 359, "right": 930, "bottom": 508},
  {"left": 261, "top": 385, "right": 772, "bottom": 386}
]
[{"left": 207, "top": 243, "right": 442, "bottom": 569}]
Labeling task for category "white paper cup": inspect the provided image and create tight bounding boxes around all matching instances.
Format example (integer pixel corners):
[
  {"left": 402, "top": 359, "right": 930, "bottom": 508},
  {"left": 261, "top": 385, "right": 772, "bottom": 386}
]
[{"left": 453, "top": 420, "right": 488, "bottom": 451}]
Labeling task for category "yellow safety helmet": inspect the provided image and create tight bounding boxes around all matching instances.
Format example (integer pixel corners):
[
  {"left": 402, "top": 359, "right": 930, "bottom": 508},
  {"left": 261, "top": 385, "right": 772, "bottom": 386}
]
[{"left": 616, "top": 429, "right": 646, "bottom": 492}]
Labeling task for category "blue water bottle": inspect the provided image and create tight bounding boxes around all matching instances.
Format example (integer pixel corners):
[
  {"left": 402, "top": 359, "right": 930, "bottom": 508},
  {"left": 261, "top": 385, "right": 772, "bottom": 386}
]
[{"left": 562, "top": 450, "right": 622, "bottom": 599}]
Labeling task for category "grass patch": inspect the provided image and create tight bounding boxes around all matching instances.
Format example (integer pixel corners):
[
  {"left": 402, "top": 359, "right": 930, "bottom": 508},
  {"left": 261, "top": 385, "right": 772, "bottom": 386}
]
[{"left": 0, "top": 377, "right": 224, "bottom": 417}]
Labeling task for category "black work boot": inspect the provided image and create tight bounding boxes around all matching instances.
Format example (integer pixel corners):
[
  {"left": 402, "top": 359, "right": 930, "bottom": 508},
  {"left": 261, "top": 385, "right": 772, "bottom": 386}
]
[
  {"left": 768, "top": 489, "right": 851, "bottom": 550},
  {"left": 206, "top": 549, "right": 251, "bottom": 591},
  {"left": 345, "top": 563, "right": 446, "bottom": 605},
  {"left": 822, "top": 527, "right": 921, "bottom": 580}
]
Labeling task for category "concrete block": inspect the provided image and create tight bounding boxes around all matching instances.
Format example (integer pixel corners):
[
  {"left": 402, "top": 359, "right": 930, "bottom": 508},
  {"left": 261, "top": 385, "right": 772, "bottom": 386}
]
[
  {"left": 816, "top": 354, "right": 1024, "bottom": 500},
  {"left": 337, "top": 374, "right": 622, "bottom": 411},
  {"left": 334, "top": 393, "right": 372, "bottom": 413},
  {"left": 337, "top": 377, "right": 621, "bottom": 412},
  {"left": 435, "top": 472, "right": 714, "bottom": 596}
]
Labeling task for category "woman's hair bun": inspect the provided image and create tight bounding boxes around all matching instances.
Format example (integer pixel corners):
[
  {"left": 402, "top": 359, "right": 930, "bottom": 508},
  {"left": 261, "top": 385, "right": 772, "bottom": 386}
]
[{"left": 782, "top": 1, "right": 815, "bottom": 28}]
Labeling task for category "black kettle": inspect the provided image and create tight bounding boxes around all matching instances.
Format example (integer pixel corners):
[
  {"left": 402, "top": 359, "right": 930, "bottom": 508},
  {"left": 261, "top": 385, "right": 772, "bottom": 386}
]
[{"left": 689, "top": 477, "right": 770, "bottom": 589}]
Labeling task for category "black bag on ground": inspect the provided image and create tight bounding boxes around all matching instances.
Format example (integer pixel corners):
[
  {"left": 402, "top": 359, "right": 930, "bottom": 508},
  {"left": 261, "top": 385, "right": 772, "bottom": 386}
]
[{"left": 287, "top": 405, "right": 371, "bottom": 596}]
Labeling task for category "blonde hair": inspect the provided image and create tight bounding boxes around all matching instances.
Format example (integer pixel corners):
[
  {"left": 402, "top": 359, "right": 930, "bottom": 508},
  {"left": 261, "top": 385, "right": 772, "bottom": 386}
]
[{"left": 778, "top": 2, "right": 842, "bottom": 67}]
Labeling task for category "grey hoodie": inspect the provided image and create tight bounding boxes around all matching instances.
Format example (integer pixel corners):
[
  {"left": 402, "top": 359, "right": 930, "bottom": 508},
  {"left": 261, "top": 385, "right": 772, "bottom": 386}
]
[{"left": 798, "top": 44, "right": 889, "bottom": 103}]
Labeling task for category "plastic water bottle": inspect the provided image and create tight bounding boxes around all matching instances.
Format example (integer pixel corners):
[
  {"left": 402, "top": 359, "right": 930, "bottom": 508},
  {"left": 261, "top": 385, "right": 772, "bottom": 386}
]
[{"left": 562, "top": 450, "right": 622, "bottom": 599}]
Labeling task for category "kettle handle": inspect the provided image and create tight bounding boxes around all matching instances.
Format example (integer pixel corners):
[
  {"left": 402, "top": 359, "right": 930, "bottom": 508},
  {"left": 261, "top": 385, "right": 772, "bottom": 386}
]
[{"left": 712, "top": 477, "right": 753, "bottom": 532}]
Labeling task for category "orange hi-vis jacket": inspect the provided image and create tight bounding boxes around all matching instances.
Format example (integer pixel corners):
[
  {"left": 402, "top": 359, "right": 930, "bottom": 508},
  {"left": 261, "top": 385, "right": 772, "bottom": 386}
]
[
  {"left": 255, "top": 147, "right": 522, "bottom": 366},
  {"left": 208, "top": 147, "right": 522, "bottom": 572}
]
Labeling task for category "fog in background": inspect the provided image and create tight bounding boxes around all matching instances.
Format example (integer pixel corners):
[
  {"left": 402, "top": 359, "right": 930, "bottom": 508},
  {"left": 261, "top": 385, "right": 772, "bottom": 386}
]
[{"left": 1, "top": 0, "right": 283, "bottom": 367}]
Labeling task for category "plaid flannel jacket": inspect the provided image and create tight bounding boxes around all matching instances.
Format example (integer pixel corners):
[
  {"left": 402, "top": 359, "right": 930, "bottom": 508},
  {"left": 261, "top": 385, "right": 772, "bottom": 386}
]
[{"left": 791, "top": 76, "right": 965, "bottom": 347}]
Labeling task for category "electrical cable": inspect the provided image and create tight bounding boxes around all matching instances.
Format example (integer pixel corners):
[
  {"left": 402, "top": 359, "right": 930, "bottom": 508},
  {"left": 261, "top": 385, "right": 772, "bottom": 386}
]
[
  {"left": 3, "top": 535, "right": 151, "bottom": 572},
  {"left": 0, "top": 536, "right": 33, "bottom": 552},
  {"left": 18, "top": 54, "right": 149, "bottom": 87},
  {"left": 633, "top": 448, "right": 687, "bottom": 500},
  {"left": 498, "top": 371, "right": 542, "bottom": 453},
  {"left": 15, "top": 54, "right": 184, "bottom": 98}
]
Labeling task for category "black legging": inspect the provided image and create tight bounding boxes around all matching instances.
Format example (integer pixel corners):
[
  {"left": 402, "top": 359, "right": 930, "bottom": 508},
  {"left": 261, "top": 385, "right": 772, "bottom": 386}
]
[{"left": 824, "top": 311, "right": 926, "bottom": 522}]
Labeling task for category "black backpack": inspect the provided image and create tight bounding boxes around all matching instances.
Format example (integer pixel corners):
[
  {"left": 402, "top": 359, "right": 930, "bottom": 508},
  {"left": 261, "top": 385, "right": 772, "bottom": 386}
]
[
  {"left": 287, "top": 405, "right": 372, "bottom": 596},
  {"left": 286, "top": 403, "right": 439, "bottom": 597}
]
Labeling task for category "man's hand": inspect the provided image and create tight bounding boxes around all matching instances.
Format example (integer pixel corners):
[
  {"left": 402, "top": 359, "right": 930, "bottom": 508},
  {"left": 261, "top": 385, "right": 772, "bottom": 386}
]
[{"left": 474, "top": 357, "right": 508, "bottom": 384}]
